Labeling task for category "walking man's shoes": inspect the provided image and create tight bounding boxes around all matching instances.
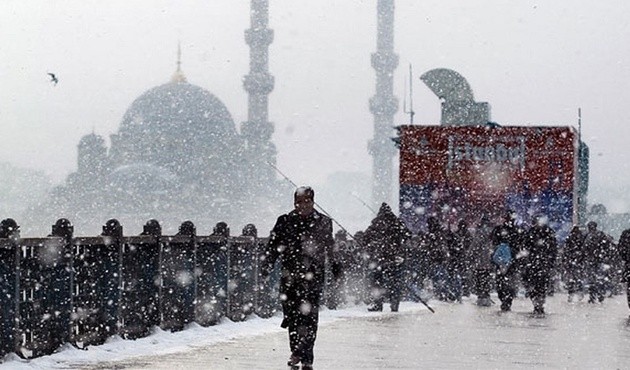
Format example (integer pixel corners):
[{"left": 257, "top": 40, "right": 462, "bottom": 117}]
[{"left": 287, "top": 354, "right": 300, "bottom": 370}]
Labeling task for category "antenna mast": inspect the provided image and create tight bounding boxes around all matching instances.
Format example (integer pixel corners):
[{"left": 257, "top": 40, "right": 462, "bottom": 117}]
[{"left": 403, "top": 63, "right": 415, "bottom": 124}]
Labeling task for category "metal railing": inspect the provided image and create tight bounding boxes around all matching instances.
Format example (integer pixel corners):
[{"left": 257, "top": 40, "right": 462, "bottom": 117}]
[{"left": 0, "top": 230, "right": 278, "bottom": 359}]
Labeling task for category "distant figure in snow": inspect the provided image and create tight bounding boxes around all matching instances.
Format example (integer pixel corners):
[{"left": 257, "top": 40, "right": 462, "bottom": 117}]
[
  {"left": 47, "top": 72, "right": 58, "bottom": 86},
  {"left": 470, "top": 215, "right": 494, "bottom": 307},
  {"left": 562, "top": 225, "right": 585, "bottom": 302},
  {"left": 617, "top": 228, "right": 630, "bottom": 316},
  {"left": 491, "top": 210, "right": 524, "bottom": 312},
  {"left": 583, "top": 221, "right": 613, "bottom": 304},
  {"left": 521, "top": 214, "right": 557, "bottom": 316},
  {"left": 363, "top": 202, "right": 411, "bottom": 311}
]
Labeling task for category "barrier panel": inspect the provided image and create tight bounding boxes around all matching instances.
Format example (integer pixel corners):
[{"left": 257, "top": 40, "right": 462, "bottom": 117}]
[
  {"left": 160, "top": 235, "right": 195, "bottom": 332},
  {"left": 254, "top": 237, "right": 280, "bottom": 318},
  {"left": 119, "top": 235, "right": 160, "bottom": 339},
  {"left": 195, "top": 236, "right": 228, "bottom": 326},
  {"left": 227, "top": 236, "right": 256, "bottom": 322},
  {"left": 15, "top": 237, "right": 71, "bottom": 358},
  {"left": 70, "top": 236, "right": 121, "bottom": 347},
  {"left": 0, "top": 238, "right": 18, "bottom": 357}
]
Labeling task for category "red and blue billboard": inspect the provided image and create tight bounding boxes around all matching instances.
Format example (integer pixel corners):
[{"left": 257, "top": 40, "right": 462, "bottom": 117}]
[{"left": 398, "top": 125, "right": 579, "bottom": 236}]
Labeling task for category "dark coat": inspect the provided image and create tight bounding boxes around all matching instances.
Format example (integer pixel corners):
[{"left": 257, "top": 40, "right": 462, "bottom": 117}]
[
  {"left": 263, "top": 209, "right": 336, "bottom": 306},
  {"left": 618, "top": 229, "right": 630, "bottom": 282},
  {"left": 363, "top": 203, "right": 411, "bottom": 268},
  {"left": 491, "top": 220, "right": 523, "bottom": 272},
  {"left": 470, "top": 223, "right": 494, "bottom": 270},
  {"left": 583, "top": 229, "right": 612, "bottom": 267},
  {"left": 449, "top": 226, "right": 472, "bottom": 272},
  {"left": 562, "top": 227, "right": 585, "bottom": 273},
  {"left": 522, "top": 224, "right": 557, "bottom": 277},
  {"left": 425, "top": 227, "right": 449, "bottom": 266}
]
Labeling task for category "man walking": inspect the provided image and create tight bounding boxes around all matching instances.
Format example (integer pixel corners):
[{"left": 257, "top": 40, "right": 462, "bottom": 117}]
[
  {"left": 262, "top": 186, "right": 339, "bottom": 370},
  {"left": 583, "top": 221, "right": 612, "bottom": 303},
  {"left": 492, "top": 210, "right": 523, "bottom": 312},
  {"left": 521, "top": 215, "right": 557, "bottom": 315},
  {"left": 363, "top": 203, "right": 411, "bottom": 312},
  {"left": 617, "top": 228, "right": 630, "bottom": 317}
]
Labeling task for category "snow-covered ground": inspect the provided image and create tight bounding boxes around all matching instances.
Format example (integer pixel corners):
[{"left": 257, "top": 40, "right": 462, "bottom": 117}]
[{"left": 3, "top": 293, "right": 630, "bottom": 369}]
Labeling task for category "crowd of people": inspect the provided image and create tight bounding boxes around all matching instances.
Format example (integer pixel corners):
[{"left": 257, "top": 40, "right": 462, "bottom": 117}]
[{"left": 332, "top": 207, "right": 630, "bottom": 319}]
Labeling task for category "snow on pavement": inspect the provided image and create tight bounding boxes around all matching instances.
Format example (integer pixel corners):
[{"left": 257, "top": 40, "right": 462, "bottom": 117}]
[{"left": 3, "top": 293, "right": 630, "bottom": 369}]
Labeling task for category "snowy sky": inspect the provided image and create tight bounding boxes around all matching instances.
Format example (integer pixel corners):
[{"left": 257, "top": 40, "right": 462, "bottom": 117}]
[{"left": 1, "top": 0, "right": 630, "bottom": 211}]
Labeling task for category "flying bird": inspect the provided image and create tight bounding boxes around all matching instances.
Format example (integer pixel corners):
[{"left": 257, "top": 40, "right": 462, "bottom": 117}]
[{"left": 47, "top": 72, "right": 58, "bottom": 86}]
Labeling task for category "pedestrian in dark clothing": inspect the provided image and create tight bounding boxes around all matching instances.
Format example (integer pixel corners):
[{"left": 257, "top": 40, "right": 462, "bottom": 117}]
[
  {"left": 562, "top": 225, "right": 585, "bottom": 302},
  {"left": 521, "top": 215, "right": 557, "bottom": 315},
  {"left": 448, "top": 220, "right": 472, "bottom": 301},
  {"left": 261, "top": 186, "right": 339, "bottom": 370},
  {"left": 491, "top": 210, "right": 523, "bottom": 312},
  {"left": 425, "top": 216, "right": 451, "bottom": 301},
  {"left": 363, "top": 203, "right": 412, "bottom": 312},
  {"left": 470, "top": 216, "right": 494, "bottom": 306},
  {"left": 617, "top": 228, "right": 630, "bottom": 315},
  {"left": 403, "top": 233, "right": 429, "bottom": 302},
  {"left": 583, "top": 221, "right": 611, "bottom": 303}
]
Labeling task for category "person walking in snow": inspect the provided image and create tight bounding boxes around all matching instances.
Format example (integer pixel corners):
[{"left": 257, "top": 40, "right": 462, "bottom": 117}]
[
  {"left": 562, "top": 225, "right": 585, "bottom": 302},
  {"left": 448, "top": 219, "right": 472, "bottom": 301},
  {"left": 521, "top": 215, "right": 557, "bottom": 315},
  {"left": 617, "top": 228, "right": 630, "bottom": 316},
  {"left": 425, "top": 216, "right": 452, "bottom": 302},
  {"left": 363, "top": 203, "right": 411, "bottom": 312},
  {"left": 261, "top": 186, "right": 340, "bottom": 370},
  {"left": 470, "top": 215, "right": 494, "bottom": 306},
  {"left": 583, "top": 221, "right": 612, "bottom": 303},
  {"left": 491, "top": 210, "right": 524, "bottom": 312}
]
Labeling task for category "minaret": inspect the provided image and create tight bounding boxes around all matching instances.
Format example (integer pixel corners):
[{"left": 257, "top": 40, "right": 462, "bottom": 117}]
[
  {"left": 369, "top": 0, "right": 399, "bottom": 207},
  {"left": 242, "top": 0, "right": 276, "bottom": 194}
]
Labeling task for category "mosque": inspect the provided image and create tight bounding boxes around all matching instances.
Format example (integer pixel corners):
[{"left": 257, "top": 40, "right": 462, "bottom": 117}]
[
  {"left": 32, "top": 1, "right": 286, "bottom": 235},
  {"left": 27, "top": 0, "right": 400, "bottom": 235}
]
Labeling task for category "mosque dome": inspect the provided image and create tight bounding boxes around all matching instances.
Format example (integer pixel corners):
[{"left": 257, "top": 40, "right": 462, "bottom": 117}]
[
  {"left": 109, "top": 79, "right": 242, "bottom": 180},
  {"left": 118, "top": 80, "right": 237, "bottom": 142}
]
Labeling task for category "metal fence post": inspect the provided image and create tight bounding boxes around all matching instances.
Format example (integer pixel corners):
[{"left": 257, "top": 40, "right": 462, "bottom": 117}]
[
  {"left": 160, "top": 221, "right": 196, "bottom": 332},
  {"left": 195, "top": 235, "right": 228, "bottom": 326},
  {"left": 119, "top": 235, "right": 160, "bottom": 339},
  {"left": 0, "top": 237, "right": 18, "bottom": 357}
]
